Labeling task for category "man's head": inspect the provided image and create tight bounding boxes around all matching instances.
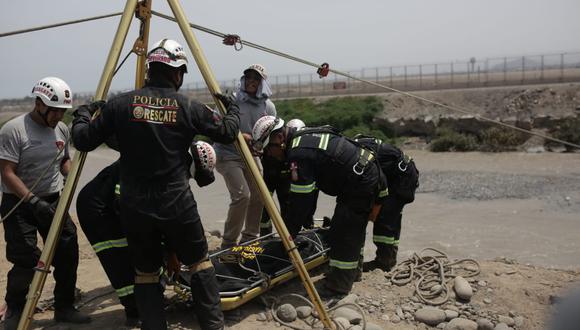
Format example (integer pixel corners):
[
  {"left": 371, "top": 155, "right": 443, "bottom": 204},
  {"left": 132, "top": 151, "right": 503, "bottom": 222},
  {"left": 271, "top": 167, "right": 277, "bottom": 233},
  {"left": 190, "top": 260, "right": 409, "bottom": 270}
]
[
  {"left": 31, "top": 77, "right": 72, "bottom": 128},
  {"left": 146, "top": 39, "right": 188, "bottom": 90},
  {"left": 252, "top": 116, "right": 286, "bottom": 160},
  {"left": 243, "top": 64, "right": 267, "bottom": 96}
]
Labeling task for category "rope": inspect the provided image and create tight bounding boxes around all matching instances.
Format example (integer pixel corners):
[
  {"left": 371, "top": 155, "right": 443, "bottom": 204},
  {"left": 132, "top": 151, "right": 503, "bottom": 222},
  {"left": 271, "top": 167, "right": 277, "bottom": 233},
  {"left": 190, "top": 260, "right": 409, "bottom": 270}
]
[
  {"left": 1, "top": 11, "right": 577, "bottom": 148},
  {"left": 269, "top": 293, "right": 367, "bottom": 330},
  {"left": 151, "top": 10, "right": 580, "bottom": 150},
  {"left": 0, "top": 13, "right": 123, "bottom": 38},
  {"left": 388, "top": 247, "right": 480, "bottom": 306}
]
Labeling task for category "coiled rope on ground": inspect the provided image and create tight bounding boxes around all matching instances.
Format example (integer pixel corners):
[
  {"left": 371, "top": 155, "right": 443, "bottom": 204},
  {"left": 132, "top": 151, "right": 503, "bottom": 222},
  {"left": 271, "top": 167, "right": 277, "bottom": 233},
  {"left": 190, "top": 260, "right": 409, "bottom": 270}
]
[{"left": 388, "top": 247, "right": 480, "bottom": 306}]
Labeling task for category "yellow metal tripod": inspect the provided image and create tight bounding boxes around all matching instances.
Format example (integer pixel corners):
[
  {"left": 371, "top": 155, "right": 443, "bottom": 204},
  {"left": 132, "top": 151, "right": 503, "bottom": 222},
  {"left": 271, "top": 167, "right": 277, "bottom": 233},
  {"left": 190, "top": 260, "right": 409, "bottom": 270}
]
[{"left": 16, "top": 1, "right": 334, "bottom": 329}]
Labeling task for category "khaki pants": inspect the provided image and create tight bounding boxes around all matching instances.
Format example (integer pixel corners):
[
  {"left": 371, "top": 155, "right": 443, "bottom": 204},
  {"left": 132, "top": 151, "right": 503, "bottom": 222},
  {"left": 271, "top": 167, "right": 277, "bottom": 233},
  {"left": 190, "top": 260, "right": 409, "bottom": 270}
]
[{"left": 216, "top": 158, "right": 263, "bottom": 248}]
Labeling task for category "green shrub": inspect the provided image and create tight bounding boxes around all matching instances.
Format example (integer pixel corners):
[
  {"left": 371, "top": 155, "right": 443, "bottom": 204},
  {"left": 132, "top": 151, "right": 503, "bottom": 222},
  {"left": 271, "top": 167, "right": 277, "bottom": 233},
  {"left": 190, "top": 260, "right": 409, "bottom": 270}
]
[
  {"left": 551, "top": 118, "right": 580, "bottom": 151},
  {"left": 430, "top": 128, "right": 477, "bottom": 152},
  {"left": 275, "top": 96, "right": 384, "bottom": 132},
  {"left": 480, "top": 127, "right": 528, "bottom": 152}
]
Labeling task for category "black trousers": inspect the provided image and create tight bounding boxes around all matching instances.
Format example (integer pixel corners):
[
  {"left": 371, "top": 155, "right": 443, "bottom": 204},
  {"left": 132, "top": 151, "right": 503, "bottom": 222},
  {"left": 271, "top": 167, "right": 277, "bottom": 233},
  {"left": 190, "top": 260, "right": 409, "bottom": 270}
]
[
  {"left": 371, "top": 195, "right": 405, "bottom": 267},
  {"left": 76, "top": 186, "right": 137, "bottom": 315},
  {"left": 120, "top": 179, "right": 223, "bottom": 330},
  {"left": 325, "top": 166, "right": 379, "bottom": 294},
  {"left": 1, "top": 193, "right": 79, "bottom": 310}
]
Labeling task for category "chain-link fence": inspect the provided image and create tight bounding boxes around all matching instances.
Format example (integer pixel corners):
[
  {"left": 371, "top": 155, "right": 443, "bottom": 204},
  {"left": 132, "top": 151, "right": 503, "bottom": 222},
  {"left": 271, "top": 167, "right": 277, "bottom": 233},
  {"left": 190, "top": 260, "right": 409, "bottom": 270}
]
[{"left": 182, "top": 52, "right": 580, "bottom": 103}]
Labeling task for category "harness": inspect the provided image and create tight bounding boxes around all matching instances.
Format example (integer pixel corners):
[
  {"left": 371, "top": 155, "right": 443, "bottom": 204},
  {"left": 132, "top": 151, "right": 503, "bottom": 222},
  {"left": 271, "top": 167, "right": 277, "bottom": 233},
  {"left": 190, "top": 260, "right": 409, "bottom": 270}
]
[{"left": 290, "top": 126, "right": 377, "bottom": 176}]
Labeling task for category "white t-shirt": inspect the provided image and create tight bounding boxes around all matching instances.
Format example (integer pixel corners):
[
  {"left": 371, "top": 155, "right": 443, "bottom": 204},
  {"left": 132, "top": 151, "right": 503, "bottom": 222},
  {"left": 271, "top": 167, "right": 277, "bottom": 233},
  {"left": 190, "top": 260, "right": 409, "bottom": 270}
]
[{"left": 0, "top": 113, "right": 69, "bottom": 196}]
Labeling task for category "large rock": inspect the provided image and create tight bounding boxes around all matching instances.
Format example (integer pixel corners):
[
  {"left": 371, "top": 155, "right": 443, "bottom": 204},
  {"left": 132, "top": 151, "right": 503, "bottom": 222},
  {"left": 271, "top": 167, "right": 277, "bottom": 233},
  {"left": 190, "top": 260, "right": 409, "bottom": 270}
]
[
  {"left": 333, "top": 306, "right": 362, "bottom": 324},
  {"left": 444, "top": 318, "right": 478, "bottom": 330},
  {"left": 415, "top": 307, "right": 447, "bottom": 326},
  {"left": 296, "top": 306, "right": 312, "bottom": 319},
  {"left": 494, "top": 323, "right": 512, "bottom": 330},
  {"left": 276, "top": 304, "right": 297, "bottom": 322},
  {"left": 445, "top": 309, "right": 459, "bottom": 321},
  {"left": 476, "top": 318, "right": 494, "bottom": 330},
  {"left": 333, "top": 317, "right": 351, "bottom": 329},
  {"left": 453, "top": 276, "right": 474, "bottom": 301},
  {"left": 497, "top": 316, "right": 515, "bottom": 326}
]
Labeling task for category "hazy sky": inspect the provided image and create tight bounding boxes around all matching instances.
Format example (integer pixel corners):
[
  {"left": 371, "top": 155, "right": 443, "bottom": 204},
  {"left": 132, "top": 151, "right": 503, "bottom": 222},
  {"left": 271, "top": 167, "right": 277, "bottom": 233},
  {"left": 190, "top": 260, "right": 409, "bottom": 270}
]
[{"left": 1, "top": 0, "right": 578, "bottom": 99}]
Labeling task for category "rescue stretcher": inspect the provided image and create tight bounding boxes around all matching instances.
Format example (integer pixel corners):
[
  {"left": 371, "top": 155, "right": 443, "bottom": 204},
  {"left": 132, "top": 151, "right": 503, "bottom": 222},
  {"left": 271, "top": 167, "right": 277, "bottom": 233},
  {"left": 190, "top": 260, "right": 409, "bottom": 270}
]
[{"left": 168, "top": 227, "right": 330, "bottom": 310}]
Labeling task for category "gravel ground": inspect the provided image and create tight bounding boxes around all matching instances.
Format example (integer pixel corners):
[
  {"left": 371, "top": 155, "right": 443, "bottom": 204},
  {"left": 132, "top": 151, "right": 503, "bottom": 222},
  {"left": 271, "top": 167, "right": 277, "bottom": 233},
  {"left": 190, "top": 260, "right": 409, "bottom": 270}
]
[{"left": 418, "top": 171, "right": 580, "bottom": 209}]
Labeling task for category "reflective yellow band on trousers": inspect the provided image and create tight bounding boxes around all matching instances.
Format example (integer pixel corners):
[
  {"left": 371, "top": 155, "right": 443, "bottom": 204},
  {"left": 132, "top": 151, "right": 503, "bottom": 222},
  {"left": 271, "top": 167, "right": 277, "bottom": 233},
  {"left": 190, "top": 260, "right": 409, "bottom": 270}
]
[
  {"left": 373, "top": 235, "right": 399, "bottom": 246},
  {"left": 329, "top": 259, "right": 359, "bottom": 270},
  {"left": 290, "top": 182, "right": 317, "bottom": 193},
  {"left": 92, "top": 238, "right": 128, "bottom": 253},
  {"left": 116, "top": 285, "right": 134, "bottom": 297}
]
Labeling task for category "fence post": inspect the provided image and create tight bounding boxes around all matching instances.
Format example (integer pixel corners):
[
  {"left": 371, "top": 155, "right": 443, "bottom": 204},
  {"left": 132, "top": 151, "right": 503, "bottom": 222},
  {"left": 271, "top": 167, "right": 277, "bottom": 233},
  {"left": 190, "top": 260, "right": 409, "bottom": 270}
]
[
  {"left": 375, "top": 67, "right": 379, "bottom": 83},
  {"left": 484, "top": 59, "right": 489, "bottom": 86},
  {"left": 389, "top": 66, "right": 393, "bottom": 87},
  {"left": 434, "top": 64, "right": 438, "bottom": 88},
  {"left": 467, "top": 61, "right": 471, "bottom": 87},
  {"left": 404, "top": 65, "right": 407, "bottom": 88},
  {"left": 310, "top": 74, "right": 313, "bottom": 96},
  {"left": 540, "top": 55, "right": 544, "bottom": 81},
  {"left": 503, "top": 57, "right": 507, "bottom": 84},
  {"left": 521, "top": 56, "right": 525, "bottom": 83},
  {"left": 419, "top": 64, "right": 423, "bottom": 89},
  {"left": 286, "top": 75, "right": 290, "bottom": 97},
  {"left": 451, "top": 62, "right": 454, "bottom": 87},
  {"left": 560, "top": 53, "right": 564, "bottom": 82},
  {"left": 298, "top": 74, "right": 302, "bottom": 97}
]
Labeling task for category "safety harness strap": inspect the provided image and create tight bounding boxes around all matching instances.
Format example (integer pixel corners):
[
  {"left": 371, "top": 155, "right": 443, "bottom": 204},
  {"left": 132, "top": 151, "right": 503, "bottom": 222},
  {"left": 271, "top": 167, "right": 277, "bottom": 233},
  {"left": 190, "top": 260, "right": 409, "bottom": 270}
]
[
  {"left": 135, "top": 269, "right": 161, "bottom": 284},
  {"left": 188, "top": 259, "right": 213, "bottom": 273}
]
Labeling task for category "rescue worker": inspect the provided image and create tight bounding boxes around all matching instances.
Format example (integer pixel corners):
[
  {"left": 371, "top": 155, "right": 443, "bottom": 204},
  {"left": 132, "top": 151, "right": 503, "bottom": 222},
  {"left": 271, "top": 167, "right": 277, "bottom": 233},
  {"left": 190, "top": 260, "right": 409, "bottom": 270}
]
[
  {"left": 259, "top": 118, "right": 307, "bottom": 235},
  {"left": 71, "top": 39, "right": 240, "bottom": 330},
  {"left": 213, "top": 64, "right": 276, "bottom": 249},
  {"left": 252, "top": 116, "right": 387, "bottom": 298},
  {"left": 0, "top": 77, "right": 91, "bottom": 329},
  {"left": 354, "top": 136, "right": 419, "bottom": 272},
  {"left": 76, "top": 142, "right": 218, "bottom": 327}
]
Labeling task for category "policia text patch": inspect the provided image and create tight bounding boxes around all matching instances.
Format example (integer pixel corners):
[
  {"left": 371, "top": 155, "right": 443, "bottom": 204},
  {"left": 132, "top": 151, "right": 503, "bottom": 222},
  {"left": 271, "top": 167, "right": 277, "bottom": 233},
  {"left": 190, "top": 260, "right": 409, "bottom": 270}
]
[{"left": 130, "top": 95, "right": 178, "bottom": 125}]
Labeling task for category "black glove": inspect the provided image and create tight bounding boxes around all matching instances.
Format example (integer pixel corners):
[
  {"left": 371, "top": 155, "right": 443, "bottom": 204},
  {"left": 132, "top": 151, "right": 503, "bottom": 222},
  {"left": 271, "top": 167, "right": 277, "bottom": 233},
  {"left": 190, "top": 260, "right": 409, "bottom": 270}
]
[
  {"left": 214, "top": 92, "right": 236, "bottom": 109},
  {"left": 73, "top": 100, "right": 106, "bottom": 118},
  {"left": 194, "top": 168, "right": 215, "bottom": 187},
  {"left": 28, "top": 195, "right": 56, "bottom": 224}
]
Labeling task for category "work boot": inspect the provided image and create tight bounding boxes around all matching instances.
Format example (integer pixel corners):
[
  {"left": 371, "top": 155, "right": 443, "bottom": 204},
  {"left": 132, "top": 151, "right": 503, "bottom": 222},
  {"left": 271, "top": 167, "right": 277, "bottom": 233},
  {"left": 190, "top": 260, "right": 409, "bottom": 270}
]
[
  {"left": 362, "top": 260, "right": 391, "bottom": 272},
  {"left": 134, "top": 283, "right": 167, "bottom": 330},
  {"left": 322, "top": 268, "right": 354, "bottom": 299},
  {"left": 54, "top": 306, "right": 92, "bottom": 324},
  {"left": 124, "top": 306, "right": 140, "bottom": 328},
  {"left": 3, "top": 307, "right": 23, "bottom": 330},
  {"left": 189, "top": 267, "right": 224, "bottom": 330},
  {"left": 366, "top": 244, "right": 398, "bottom": 272}
]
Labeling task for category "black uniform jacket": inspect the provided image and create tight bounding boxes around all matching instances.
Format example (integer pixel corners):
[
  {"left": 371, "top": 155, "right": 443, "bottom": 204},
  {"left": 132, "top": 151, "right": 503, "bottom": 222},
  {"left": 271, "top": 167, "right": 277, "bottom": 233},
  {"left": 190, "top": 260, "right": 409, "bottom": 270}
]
[
  {"left": 283, "top": 129, "right": 385, "bottom": 232},
  {"left": 72, "top": 81, "right": 239, "bottom": 185}
]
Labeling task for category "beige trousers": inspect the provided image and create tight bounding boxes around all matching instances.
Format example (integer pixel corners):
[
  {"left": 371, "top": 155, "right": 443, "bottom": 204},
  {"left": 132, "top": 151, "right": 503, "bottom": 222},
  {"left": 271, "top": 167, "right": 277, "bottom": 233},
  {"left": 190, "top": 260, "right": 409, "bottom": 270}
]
[{"left": 216, "top": 158, "right": 263, "bottom": 248}]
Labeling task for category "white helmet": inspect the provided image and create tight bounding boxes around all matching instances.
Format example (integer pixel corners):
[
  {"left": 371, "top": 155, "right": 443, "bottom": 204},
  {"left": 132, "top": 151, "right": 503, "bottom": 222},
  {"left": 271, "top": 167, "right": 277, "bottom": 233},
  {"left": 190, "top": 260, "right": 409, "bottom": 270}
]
[
  {"left": 244, "top": 63, "right": 267, "bottom": 80},
  {"left": 286, "top": 118, "right": 305, "bottom": 129},
  {"left": 31, "top": 77, "right": 73, "bottom": 109},
  {"left": 190, "top": 141, "right": 216, "bottom": 177},
  {"left": 146, "top": 39, "right": 188, "bottom": 72},
  {"left": 252, "top": 116, "right": 284, "bottom": 151}
]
